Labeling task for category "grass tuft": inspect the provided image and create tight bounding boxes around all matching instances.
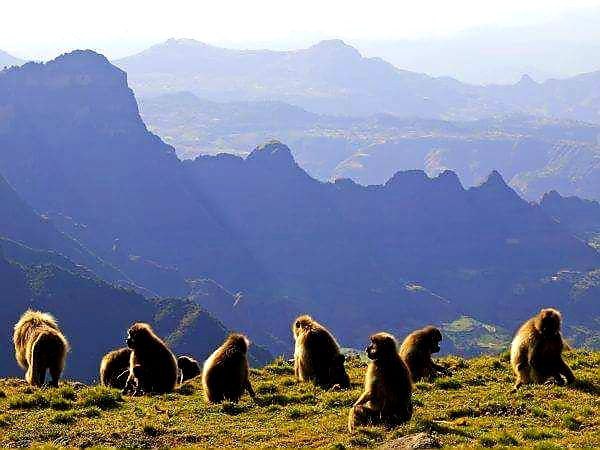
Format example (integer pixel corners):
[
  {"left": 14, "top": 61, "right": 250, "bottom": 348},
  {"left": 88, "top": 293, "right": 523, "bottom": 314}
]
[
  {"left": 563, "top": 414, "right": 583, "bottom": 431},
  {"left": 434, "top": 378, "right": 462, "bottom": 390},
  {"left": 142, "top": 422, "right": 163, "bottom": 436},
  {"left": 50, "top": 411, "right": 77, "bottom": 425},
  {"left": 9, "top": 392, "right": 49, "bottom": 409},
  {"left": 78, "top": 386, "right": 123, "bottom": 410}
]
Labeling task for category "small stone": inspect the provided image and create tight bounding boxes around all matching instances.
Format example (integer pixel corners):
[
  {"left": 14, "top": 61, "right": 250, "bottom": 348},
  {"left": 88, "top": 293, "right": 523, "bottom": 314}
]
[{"left": 379, "top": 432, "right": 441, "bottom": 449}]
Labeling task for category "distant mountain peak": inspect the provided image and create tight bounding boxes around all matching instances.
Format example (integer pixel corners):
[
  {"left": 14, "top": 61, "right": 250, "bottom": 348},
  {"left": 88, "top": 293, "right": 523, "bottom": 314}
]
[
  {"left": 247, "top": 140, "right": 296, "bottom": 168},
  {"left": 385, "top": 169, "right": 429, "bottom": 188},
  {"left": 4, "top": 49, "right": 123, "bottom": 85},
  {"left": 469, "top": 170, "right": 522, "bottom": 202},
  {"left": 481, "top": 170, "right": 508, "bottom": 188},
  {"left": 163, "top": 38, "right": 208, "bottom": 48},
  {"left": 306, "top": 39, "right": 361, "bottom": 57},
  {"left": 541, "top": 190, "right": 563, "bottom": 202},
  {"left": 434, "top": 170, "right": 465, "bottom": 191},
  {"left": 517, "top": 74, "right": 538, "bottom": 86},
  {"left": 383, "top": 169, "right": 464, "bottom": 195}
]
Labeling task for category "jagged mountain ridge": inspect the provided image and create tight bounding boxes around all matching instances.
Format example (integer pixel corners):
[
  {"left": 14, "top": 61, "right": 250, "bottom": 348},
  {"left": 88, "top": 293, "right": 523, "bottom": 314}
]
[
  {"left": 138, "top": 92, "right": 600, "bottom": 201},
  {"left": 0, "top": 51, "right": 598, "bottom": 355},
  {"left": 333, "top": 135, "right": 600, "bottom": 201}
]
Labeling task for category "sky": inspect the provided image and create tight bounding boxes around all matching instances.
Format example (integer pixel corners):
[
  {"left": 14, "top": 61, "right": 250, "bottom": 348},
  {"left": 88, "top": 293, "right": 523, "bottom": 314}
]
[{"left": 2, "top": 0, "right": 600, "bottom": 60}]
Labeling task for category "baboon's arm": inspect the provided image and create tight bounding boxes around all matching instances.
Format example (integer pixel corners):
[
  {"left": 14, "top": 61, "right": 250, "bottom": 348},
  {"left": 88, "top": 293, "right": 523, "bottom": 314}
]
[
  {"left": 353, "top": 390, "right": 371, "bottom": 407},
  {"left": 558, "top": 358, "right": 575, "bottom": 383},
  {"left": 432, "top": 361, "right": 451, "bottom": 375},
  {"left": 245, "top": 378, "right": 256, "bottom": 398}
]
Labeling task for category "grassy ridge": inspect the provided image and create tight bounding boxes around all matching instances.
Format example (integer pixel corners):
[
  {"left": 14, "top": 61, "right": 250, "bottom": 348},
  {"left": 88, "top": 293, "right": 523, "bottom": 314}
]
[{"left": 0, "top": 350, "right": 598, "bottom": 448}]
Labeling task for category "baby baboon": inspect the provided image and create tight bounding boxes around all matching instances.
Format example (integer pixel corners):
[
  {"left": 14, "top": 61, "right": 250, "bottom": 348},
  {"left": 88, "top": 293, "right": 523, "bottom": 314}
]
[
  {"left": 124, "top": 322, "right": 178, "bottom": 395},
  {"left": 202, "top": 333, "right": 256, "bottom": 403},
  {"left": 177, "top": 355, "right": 201, "bottom": 383},
  {"left": 99, "top": 347, "right": 132, "bottom": 389},
  {"left": 292, "top": 315, "right": 350, "bottom": 388},
  {"left": 510, "top": 308, "right": 575, "bottom": 389},
  {"left": 399, "top": 326, "right": 451, "bottom": 382},
  {"left": 348, "top": 332, "right": 412, "bottom": 431},
  {"left": 13, "top": 310, "right": 69, "bottom": 387}
]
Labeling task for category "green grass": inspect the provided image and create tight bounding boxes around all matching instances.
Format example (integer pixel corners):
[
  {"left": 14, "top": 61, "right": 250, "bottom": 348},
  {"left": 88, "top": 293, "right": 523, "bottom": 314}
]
[{"left": 0, "top": 350, "right": 598, "bottom": 448}]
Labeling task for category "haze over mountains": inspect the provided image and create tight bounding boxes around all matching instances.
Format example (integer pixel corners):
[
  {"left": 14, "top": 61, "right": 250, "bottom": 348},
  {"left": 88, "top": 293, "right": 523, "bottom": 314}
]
[
  {"left": 113, "top": 38, "right": 600, "bottom": 202},
  {"left": 358, "top": 7, "right": 600, "bottom": 84},
  {"left": 0, "top": 51, "right": 599, "bottom": 374},
  {"left": 0, "top": 49, "right": 23, "bottom": 69},
  {"left": 118, "top": 38, "right": 600, "bottom": 123},
  {"left": 140, "top": 92, "right": 600, "bottom": 201}
]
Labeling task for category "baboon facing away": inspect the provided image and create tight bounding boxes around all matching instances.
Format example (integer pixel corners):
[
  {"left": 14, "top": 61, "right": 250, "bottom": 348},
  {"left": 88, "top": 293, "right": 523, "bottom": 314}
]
[
  {"left": 349, "top": 332, "right": 412, "bottom": 431},
  {"left": 399, "top": 326, "right": 450, "bottom": 382},
  {"left": 124, "top": 323, "right": 178, "bottom": 395},
  {"left": 177, "top": 355, "right": 201, "bottom": 383},
  {"left": 202, "top": 333, "right": 256, "bottom": 403},
  {"left": 13, "top": 310, "right": 69, "bottom": 387},
  {"left": 292, "top": 315, "right": 350, "bottom": 389},
  {"left": 510, "top": 308, "right": 575, "bottom": 389},
  {"left": 100, "top": 347, "right": 132, "bottom": 389}
]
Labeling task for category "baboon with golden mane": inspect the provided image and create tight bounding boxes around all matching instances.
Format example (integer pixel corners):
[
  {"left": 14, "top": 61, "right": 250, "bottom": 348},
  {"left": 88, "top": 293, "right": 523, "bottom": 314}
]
[
  {"left": 510, "top": 308, "right": 575, "bottom": 389},
  {"left": 13, "top": 310, "right": 69, "bottom": 387},
  {"left": 124, "top": 322, "right": 178, "bottom": 395},
  {"left": 292, "top": 315, "right": 350, "bottom": 389},
  {"left": 348, "top": 332, "right": 412, "bottom": 431},
  {"left": 100, "top": 347, "right": 132, "bottom": 389},
  {"left": 202, "top": 333, "right": 256, "bottom": 403},
  {"left": 399, "top": 326, "right": 450, "bottom": 382}
]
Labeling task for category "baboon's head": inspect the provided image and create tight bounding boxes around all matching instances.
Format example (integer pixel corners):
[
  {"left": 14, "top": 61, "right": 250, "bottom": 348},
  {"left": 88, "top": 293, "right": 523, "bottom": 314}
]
[
  {"left": 227, "top": 333, "right": 250, "bottom": 354},
  {"left": 292, "top": 315, "right": 313, "bottom": 338},
  {"left": 329, "top": 353, "right": 350, "bottom": 388},
  {"left": 535, "top": 308, "right": 562, "bottom": 337},
  {"left": 423, "top": 326, "right": 443, "bottom": 353},
  {"left": 126, "top": 323, "right": 154, "bottom": 349},
  {"left": 366, "top": 332, "right": 397, "bottom": 361}
]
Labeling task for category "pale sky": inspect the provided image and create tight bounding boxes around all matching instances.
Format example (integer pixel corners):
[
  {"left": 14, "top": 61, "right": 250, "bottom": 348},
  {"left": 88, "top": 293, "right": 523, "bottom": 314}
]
[{"left": 2, "top": 0, "right": 600, "bottom": 60}]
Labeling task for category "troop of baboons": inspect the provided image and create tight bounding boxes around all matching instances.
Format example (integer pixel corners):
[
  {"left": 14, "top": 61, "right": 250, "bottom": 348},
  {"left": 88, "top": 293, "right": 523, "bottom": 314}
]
[{"left": 10, "top": 307, "right": 577, "bottom": 432}]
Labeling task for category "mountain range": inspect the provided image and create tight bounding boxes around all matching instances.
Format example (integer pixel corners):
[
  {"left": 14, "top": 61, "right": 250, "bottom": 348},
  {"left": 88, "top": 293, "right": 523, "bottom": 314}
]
[
  {"left": 118, "top": 38, "right": 600, "bottom": 123},
  {"left": 0, "top": 51, "right": 598, "bottom": 372},
  {"left": 139, "top": 92, "right": 600, "bottom": 201}
]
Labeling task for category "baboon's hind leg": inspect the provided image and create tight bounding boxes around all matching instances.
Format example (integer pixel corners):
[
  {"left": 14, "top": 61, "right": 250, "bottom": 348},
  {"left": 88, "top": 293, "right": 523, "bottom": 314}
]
[{"left": 48, "top": 363, "right": 62, "bottom": 388}]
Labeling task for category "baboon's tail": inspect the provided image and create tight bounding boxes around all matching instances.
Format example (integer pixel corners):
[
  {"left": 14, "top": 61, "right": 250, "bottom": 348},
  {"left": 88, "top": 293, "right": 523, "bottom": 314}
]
[{"left": 29, "top": 331, "right": 66, "bottom": 386}]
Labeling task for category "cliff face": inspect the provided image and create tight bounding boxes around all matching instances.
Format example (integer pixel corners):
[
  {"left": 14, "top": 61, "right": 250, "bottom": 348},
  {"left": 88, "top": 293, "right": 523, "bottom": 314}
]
[{"left": 0, "top": 51, "right": 255, "bottom": 295}]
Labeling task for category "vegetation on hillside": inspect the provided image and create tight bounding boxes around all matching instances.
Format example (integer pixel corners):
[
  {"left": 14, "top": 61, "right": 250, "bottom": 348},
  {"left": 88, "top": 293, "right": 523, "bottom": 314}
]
[{"left": 0, "top": 350, "right": 598, "bottom": 448}]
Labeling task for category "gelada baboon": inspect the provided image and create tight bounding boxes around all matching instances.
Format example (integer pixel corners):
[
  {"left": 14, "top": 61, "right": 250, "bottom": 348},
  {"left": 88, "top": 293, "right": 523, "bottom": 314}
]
[
  {"left": 292, "top": 315, "right": 350, "bottom": 388},
  {"left": 124, "top": 323, "right": 178, "bottom": 395},
  {"left": 348, "top": 332, "right": 412, "bottom": 431},
  {"left": 13, "top": 310, "right": 70, "bottom": 387},
  {"left": 177, "top": 355, "right": 201, "bottom": 383},
  {"left": 399, "top": 326, "right": 451, "bottom": 382},
  {"left": 99, "top": 347, "right": 132, "bottom": 389},
  {"left": 510, "top": 308, "right": 575, "bottom": 389},
  {"left": 202, "top": 333, "right": 256, "bottom": 403}
]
